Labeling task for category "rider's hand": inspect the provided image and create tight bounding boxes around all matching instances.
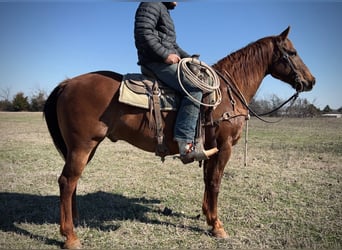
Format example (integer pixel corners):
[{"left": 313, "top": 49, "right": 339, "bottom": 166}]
[{"left": 165, "top": 54, "right": 181, "bottom": 64}]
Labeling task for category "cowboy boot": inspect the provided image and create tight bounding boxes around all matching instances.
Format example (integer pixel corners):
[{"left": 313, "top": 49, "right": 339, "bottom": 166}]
[{"left": 178, "top": 140, "right": 218, "bottom": 164}]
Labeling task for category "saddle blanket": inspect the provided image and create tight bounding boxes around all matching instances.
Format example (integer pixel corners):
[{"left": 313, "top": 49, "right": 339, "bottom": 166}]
[{"left": 119, "top": 73, "right": 180, "bottom": 111}]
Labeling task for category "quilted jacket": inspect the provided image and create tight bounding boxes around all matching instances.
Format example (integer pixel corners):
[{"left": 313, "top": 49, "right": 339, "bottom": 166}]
[{"left": 134, "top": 2, "right": 190, "bottom": 65}]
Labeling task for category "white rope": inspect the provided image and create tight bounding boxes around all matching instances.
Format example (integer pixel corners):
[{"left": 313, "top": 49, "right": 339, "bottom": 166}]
[{"left": 177, "top": 58, "right": 222, "bottom": 108}]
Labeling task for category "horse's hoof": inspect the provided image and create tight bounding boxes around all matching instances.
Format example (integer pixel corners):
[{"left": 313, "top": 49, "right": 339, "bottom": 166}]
[
  {"left": 62, "top": 239, "right": 82, "bottom": 249},
  {"left": 211, "top": 228, "right": 229, "bottom": 239}
]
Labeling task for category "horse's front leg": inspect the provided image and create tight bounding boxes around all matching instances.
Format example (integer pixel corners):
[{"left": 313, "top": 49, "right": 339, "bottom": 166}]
[{"left": 202, "top": 143, "right": 231, "bottom": 238}]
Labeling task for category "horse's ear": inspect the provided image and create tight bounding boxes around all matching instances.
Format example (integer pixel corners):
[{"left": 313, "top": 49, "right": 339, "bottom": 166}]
[{"left": 279, "top": 26, "right": 291, "bottom": 40}]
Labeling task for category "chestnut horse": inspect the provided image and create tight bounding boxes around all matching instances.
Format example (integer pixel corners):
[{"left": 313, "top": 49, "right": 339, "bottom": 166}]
[{"left": 44, "top": 27, "right": 315, "bottom": 248}]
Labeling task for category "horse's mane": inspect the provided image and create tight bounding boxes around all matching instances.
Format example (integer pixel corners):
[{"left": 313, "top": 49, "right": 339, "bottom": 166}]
[{"left": 213, "top": 36, "right": 275, "bottom": 86}]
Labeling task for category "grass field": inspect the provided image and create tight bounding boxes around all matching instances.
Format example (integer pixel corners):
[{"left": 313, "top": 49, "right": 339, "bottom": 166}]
[{"left": 0, "top": 112, "right": 341, "bottom": 249}]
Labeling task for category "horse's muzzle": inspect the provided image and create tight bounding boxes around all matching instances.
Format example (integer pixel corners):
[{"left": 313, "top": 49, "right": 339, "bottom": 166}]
[{"left": 297, "top": 77, "right": 315, "bottom": 92}]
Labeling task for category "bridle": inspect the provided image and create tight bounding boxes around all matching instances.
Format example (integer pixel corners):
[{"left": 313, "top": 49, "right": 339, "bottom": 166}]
[
  {"left": 212, "top": 41, "right": 302, "bottom": 124},
  {"left": 276, "top": 41, "right": 303, "bottom": 92}
]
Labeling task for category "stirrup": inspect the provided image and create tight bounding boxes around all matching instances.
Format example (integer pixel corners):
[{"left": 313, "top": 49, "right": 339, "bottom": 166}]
[
  {"left": 177, "top": 138, "right": 219, "bottom": 164},
  {"left": 180, "top": 146, "right": 218, "bottom": 164}
]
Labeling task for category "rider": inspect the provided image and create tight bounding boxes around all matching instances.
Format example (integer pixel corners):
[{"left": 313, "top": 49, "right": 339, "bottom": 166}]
[{"left": 134, "top": 2, "right": 216, "bottom": 163}]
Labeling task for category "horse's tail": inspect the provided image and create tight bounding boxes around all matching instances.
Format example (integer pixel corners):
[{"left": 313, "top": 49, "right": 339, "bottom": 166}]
[{"left": 43, "top": 83, "right": 67, "bottom": 161}]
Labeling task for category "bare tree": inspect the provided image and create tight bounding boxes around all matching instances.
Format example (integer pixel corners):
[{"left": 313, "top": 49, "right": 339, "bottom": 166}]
[
  {"left": 0, "top": 87, "right": 11, "bottom": 101},
  {"left": 0, "top": 87, "right": 12, "bottom": 111}
]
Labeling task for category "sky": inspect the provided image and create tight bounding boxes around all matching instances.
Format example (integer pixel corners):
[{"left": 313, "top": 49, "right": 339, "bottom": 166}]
[{"left": 0, "top": 1, "right": 341, "bottom": 109}]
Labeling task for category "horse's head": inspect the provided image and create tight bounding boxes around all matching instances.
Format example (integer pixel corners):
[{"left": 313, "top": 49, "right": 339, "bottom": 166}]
[{"left": 269, "top": 26, "right": 315, "bottom": 92}]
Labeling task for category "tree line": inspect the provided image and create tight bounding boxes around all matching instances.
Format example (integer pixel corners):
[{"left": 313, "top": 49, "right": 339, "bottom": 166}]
[
  {"left": 0, "top": 89, "right": 46, "bottom": 112},
  {"left": 0, "top": 89, "right": 341, "bottom": 116}
]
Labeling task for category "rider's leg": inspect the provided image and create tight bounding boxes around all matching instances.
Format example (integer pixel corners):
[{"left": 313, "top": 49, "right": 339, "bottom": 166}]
[
  {"left": 143, "top": 62, "right": 201, "bottom": 139},
  {"left": 143, "top": 62, "right": 217, "bottom": 163}
]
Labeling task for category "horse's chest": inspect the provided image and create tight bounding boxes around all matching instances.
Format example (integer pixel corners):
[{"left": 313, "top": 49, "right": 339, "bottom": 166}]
[{"left": 220, "top": 119, "right": 245, "bottom": 146}]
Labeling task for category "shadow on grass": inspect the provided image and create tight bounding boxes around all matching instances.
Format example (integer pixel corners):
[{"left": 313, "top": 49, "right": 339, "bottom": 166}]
[{"left": 0, "top": 191, "right": 205, "bottom": 247}]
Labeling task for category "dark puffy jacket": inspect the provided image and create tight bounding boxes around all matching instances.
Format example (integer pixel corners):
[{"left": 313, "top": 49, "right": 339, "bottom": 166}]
[{"left": 134, "top": 2, "right": 190, "bottom": 65}]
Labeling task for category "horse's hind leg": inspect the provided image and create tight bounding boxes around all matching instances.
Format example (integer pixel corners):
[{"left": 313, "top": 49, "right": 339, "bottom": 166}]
[{"left": 58, "top": 148, "right": 92, "bottom": 249}]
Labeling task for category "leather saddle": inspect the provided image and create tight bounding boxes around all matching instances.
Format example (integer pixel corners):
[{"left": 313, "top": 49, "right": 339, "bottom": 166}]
[
  {"left": 119, "top": 72, "right": 180, "bottom": 111},
  {"left": 118, "top": 65, "right": 218, "bottom": 162}
]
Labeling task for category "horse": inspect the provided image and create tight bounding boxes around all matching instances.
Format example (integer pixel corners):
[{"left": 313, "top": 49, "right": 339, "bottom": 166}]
[{"left": 43, "top": 27, "right": 315, "bottom": 249}]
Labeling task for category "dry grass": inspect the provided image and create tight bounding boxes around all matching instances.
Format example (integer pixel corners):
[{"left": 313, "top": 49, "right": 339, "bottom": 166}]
[{"left": 0, "top": 112, "right": 341, "bottom": 249}]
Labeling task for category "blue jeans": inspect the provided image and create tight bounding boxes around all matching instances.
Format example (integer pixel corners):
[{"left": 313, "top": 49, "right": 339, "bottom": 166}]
[{"left": 144, "top": 62, "right": 202, "bottom": 143}]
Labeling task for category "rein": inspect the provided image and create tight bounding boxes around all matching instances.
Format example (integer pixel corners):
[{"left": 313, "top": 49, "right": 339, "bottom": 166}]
[{"left": 214, "top": 69, "right": 299, "bottom": 124}]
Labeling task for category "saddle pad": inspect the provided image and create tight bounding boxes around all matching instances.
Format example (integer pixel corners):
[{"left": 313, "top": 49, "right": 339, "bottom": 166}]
[{"left": 119, "top": 73, "right": 179, "bottom": 111}]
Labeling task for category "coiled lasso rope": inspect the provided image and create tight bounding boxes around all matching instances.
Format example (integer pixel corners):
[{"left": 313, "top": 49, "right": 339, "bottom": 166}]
[{"left": 177, "top": 58, "right": 222, "bottom": 108}]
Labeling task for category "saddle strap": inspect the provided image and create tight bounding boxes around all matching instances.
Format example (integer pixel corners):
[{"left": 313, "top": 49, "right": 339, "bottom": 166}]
[{"left": 151, "top": 82, "right": 168, "bottom": 158}]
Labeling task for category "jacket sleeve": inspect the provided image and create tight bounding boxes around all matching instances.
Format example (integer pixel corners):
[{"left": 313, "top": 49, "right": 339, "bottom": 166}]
[
  {"left": 175, "top": 43, "right": 190, "bottom": 58},
  {"left": 134, "top": 3, "right": 171, "bottom": 61}
]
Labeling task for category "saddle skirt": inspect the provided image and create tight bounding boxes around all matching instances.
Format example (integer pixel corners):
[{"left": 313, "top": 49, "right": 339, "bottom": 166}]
[{"left": 119, "top": 73, "right": 180, "bottom": 110}]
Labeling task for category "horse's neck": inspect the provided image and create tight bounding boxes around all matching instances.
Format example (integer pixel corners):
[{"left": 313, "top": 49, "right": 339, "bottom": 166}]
[{"left": 214, "top": 41, "right": 273, "bottom": 104}]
